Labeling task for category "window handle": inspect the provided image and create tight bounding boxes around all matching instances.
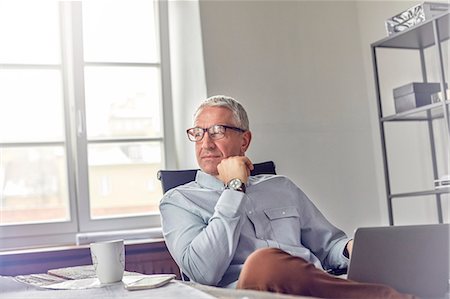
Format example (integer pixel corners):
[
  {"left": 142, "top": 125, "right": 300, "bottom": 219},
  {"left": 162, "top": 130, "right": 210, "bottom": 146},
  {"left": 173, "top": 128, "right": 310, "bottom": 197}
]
[{"left": 77, "top": 110, "right": 84, "bottom": 137}]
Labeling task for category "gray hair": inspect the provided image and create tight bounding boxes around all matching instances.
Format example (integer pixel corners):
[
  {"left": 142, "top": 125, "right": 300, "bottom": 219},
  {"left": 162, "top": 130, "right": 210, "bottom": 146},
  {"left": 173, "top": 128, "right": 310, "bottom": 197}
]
[{"left": 194, "top": 95, "right": 250, "bottom": 130}]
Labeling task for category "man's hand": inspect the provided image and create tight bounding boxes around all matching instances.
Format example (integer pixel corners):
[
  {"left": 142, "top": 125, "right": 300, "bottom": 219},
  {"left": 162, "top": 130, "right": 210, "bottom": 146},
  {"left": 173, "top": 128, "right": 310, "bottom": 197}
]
[
  {"left": 346, "top": 240, "right": 354, "bottom": 258},
  {"left": 217, "top": 156, "right": 254, "bottom": 184}
]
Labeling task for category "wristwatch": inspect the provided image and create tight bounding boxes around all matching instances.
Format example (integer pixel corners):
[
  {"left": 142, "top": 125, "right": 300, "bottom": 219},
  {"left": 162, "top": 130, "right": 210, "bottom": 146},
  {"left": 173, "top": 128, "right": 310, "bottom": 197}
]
[{"left": 226, "top": 178, "right": 246, "bottom": 193}]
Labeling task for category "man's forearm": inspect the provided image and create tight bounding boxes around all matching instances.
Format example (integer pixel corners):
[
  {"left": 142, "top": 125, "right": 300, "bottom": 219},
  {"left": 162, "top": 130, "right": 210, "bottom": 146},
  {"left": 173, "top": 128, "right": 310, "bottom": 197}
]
[
  {"left": 161, "top": 190, "right": 247, "bottom": 285},
  {"left": 180, "top": 211, "right": 245, "bottom": 284}
]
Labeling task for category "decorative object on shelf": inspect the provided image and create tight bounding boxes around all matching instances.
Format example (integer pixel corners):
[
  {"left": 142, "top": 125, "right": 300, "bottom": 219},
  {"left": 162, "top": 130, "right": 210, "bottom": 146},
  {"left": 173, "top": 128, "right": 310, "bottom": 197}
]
[
  {"left": 434, "top": 175, "right": 450, "bottom": 189},
  {"left": 393, "top": 82, "right": 443, "bottom": 113},
  {"left": 385, "top": 2, "right": 449, "bottom": 36},
  {"left": 431, "top": 89, "right": 450, "bottom": 103}
]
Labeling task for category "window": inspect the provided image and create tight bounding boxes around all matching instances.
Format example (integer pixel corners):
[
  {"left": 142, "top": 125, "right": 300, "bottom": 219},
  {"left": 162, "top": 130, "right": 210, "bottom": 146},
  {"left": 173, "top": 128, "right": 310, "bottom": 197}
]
[{"left": 0, "top": 1, "right": 171, "bottom": 249}]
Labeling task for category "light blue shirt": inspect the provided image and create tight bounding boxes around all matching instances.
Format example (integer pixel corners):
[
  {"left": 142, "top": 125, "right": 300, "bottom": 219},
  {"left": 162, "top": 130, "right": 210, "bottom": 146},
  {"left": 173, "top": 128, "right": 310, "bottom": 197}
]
[{"left": 159, "top": 171, "right": 350, "bottom": 287}]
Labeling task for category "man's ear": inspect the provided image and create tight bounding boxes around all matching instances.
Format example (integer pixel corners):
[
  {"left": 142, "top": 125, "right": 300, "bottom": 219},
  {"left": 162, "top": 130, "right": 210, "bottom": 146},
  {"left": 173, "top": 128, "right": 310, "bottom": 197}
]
[{"left": 241, "top": 131, "right": 252, "bottom": 153}]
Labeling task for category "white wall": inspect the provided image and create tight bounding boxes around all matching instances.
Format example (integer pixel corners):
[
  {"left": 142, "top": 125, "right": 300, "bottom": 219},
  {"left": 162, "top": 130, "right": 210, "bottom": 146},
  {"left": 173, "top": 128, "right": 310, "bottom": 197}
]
[
  {"left": 170, "top": 1, "right": 449, "bottom": 236},
  {"left": 356, "top": 1, "right": 420, "bottom": 226},
  {"left": 200, "top": 1, "right": 450, "bottom": 234},
  {"left": 198, "top": 0, "right": 380, "bottom": 236}
]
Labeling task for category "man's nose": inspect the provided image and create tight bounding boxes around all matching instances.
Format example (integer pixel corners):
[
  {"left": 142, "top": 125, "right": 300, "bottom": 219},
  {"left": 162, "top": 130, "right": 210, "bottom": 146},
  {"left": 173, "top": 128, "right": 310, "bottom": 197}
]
[{"left": 201, "top": 132, "right": 215, "bottom": 148}]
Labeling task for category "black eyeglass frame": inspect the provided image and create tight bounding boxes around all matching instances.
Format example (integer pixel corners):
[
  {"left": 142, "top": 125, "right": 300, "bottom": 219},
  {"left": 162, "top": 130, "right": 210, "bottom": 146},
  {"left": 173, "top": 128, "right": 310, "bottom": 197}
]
[{"left": 186, "top": 124, "right": 245, "bottom": 142}]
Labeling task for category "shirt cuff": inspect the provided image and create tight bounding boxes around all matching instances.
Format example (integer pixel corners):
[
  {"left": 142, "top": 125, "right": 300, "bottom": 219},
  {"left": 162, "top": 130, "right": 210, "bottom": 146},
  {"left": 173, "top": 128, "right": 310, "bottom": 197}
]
[
  {"left": 328, "top": 237, "right": 351, "bottom": 270},
  {"left": 215, "top": 189, "right": 247, "bottom": 218}
]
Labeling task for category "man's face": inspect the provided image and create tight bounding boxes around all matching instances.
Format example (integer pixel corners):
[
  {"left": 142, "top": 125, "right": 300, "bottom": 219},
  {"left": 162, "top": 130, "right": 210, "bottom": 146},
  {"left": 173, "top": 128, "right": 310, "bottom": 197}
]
[{"left": 194, "top": 106, "right": 251, "bottom": 176}]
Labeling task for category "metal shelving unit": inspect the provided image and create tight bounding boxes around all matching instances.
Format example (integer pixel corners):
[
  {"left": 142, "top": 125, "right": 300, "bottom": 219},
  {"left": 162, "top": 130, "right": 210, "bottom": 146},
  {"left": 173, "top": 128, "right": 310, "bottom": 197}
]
[{"left": 371, "top": 12, "right": 450, "bottom": 225}]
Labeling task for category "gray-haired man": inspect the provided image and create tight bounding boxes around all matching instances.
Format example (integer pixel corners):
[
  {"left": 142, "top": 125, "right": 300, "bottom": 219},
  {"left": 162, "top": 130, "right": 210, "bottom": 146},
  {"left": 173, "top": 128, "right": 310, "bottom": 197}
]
[{"left": 159, "top": 95, "right": 414, "bottom": 299}]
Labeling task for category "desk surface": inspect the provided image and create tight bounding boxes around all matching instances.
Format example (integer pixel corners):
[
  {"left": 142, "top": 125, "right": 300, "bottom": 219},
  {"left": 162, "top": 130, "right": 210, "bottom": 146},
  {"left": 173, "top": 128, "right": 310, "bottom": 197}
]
[
  {"left": 1, "top": 276, "right": 213, "bottom": 299},
  {"left": 1, "top": 276, "right": 311, "bottom": 299}
]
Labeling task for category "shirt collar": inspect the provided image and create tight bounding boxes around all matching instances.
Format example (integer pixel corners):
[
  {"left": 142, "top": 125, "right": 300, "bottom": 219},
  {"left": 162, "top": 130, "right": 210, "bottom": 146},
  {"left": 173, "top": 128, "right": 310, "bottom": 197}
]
[{"left": 195, "top": 170, "right": 226, "bottom": 191}]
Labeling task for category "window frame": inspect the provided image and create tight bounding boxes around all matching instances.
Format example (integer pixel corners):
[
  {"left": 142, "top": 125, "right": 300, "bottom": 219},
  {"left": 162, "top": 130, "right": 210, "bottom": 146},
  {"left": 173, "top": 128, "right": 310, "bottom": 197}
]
[{"left": 0, "top": 1, "right": 175, "bottom": 249}]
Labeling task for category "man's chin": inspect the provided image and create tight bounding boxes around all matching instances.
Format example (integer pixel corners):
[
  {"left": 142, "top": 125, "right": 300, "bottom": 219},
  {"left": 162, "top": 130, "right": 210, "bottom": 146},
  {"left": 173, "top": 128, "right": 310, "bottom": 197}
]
[
  {"left": 199, "top": 163, "right": 219, "bottom": 176},
  {"left": 202, "top": 168, "right": 219, "bottom": 176}
]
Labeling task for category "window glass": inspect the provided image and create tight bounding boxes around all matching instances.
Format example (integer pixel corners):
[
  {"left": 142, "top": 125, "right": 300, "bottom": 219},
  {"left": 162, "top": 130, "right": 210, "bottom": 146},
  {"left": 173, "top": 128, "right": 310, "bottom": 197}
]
[
  {"left": 0, "top": 1, "right": 60, "bottom": 64},
  {"left": 87, "top": 142, "right": 163, "bottom": 219},
  {"left": 0, "top": 69, "right": 64, "bottom": 143},
  {"left": 82, "top": 0, "right": 158, "bottom": 63},
  {"left": 0, "top": 146, "right": 70, "bottom": 225},
  {"left": 84, "top": 66, "right": 162, "bottom": 139},
  {"left": 0, "top": 0, "right": 166, "bottom": 248}
]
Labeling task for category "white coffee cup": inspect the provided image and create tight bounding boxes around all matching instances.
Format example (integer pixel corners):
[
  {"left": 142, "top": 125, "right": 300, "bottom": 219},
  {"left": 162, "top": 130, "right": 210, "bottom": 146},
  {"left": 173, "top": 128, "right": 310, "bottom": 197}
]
[{"left": 90, "top": 239, "right": 125, "bottom": 284}]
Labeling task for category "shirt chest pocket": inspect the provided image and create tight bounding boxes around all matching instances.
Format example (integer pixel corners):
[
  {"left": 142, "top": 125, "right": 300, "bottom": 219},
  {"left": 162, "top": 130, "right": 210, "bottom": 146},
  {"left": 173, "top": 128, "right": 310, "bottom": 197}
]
[
  {"left": 264, "top": 207, "right": 301, "bottom": 245},
  {"left": 246, "top": 206, "right": 301, "bottom": 245}
]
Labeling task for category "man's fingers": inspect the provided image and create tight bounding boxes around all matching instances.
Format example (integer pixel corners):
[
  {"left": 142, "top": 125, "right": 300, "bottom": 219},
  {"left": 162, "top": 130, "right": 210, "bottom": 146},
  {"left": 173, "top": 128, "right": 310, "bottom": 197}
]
[
  {"left": 217, "top": 156, "right": 253, "bottom": 184},
  {"left": 244, "top": 158, "right": 254, "bottom": 171}
]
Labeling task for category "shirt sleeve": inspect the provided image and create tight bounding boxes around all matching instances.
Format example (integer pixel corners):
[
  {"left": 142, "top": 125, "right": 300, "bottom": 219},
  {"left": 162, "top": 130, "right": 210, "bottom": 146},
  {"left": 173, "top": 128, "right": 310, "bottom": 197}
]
[
  {"left": 294, "top": 184, "right": 350, "bottom": 270},
  {"left": 159, "top": 189, "right": 247, "bottom": 285}
]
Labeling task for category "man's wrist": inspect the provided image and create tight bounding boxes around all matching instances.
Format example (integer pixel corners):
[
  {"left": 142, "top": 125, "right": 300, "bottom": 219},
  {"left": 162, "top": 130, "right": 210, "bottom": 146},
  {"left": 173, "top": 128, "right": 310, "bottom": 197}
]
[
  {"left": 343, "top": 239, "right": 353, "bottom": 258},
  {"left": 226, "top": 178, "right": 246, "bottom": 193},
  {"left": 343, "top": 246, "right": 349, "bottom": 258}
]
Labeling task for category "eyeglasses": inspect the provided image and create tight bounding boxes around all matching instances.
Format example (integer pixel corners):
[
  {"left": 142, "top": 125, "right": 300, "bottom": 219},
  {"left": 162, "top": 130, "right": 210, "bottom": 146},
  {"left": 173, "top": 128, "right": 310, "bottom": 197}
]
[{"left": 186, "top": 125, "right": 245, "bottom": 142}]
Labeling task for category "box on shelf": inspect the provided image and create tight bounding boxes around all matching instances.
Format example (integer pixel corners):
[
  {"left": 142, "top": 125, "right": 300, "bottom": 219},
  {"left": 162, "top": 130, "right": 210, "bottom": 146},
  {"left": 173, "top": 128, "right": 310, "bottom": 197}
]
[
  {"left": 393, "top": 82, "right": 442, "bottom": 113},
  {"left": 385, "top": 2, "right": 449, "bottom": 36}
]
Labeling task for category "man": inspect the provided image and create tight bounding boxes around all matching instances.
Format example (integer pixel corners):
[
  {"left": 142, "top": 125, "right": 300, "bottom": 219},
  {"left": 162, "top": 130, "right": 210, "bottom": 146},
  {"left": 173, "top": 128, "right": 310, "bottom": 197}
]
[{"left": 159, "top": 95, "right": 414, "bottom": 298}]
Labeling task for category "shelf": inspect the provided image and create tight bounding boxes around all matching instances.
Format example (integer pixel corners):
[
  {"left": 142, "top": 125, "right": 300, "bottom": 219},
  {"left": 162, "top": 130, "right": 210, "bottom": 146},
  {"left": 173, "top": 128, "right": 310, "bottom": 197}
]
[
  {"left": 389, "top": 188, "right": 449, "bottom": 199},
  {"left": 372, "top": 11, "right": 449, "bottom": 50},
  {"left": 372, "top": 10, "right": 449, "bottom": 225},
  {"left": 381, "top": 101, "right": 449, "bottom": 122}
]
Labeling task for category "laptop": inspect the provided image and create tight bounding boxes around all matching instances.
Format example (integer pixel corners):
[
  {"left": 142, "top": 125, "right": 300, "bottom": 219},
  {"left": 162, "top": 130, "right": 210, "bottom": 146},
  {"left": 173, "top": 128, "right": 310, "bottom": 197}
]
[{"left": 347, "top": 224, "right": 449, "bottom": 299}]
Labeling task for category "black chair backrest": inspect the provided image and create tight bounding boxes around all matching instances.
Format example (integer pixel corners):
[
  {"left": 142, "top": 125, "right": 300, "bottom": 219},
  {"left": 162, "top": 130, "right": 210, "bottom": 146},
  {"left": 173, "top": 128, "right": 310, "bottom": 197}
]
[{"left": 157, "top": 161, "right": 276, "bottom": 194}]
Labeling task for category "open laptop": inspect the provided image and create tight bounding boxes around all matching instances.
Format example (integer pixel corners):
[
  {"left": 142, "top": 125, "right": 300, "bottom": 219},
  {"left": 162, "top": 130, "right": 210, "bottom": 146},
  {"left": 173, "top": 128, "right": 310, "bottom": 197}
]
[{"left": 347, "top": 224, "right": 449, "bottom": 299}]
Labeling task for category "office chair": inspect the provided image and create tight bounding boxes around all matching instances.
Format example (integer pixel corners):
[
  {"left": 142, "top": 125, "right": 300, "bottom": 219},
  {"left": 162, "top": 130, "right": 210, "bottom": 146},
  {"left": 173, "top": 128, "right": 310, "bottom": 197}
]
[
  {"left": 157, "top": 161, "right": 276, "bottom": 193},
  {"left": 157, "top": 161, "right": 276, "bottom": 281}
]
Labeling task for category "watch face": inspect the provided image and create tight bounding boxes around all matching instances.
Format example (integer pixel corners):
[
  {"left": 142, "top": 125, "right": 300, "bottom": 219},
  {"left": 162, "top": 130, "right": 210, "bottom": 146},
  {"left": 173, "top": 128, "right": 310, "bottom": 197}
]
[{"left": 230, "top": 179, "right": 242, "bottom": 189}]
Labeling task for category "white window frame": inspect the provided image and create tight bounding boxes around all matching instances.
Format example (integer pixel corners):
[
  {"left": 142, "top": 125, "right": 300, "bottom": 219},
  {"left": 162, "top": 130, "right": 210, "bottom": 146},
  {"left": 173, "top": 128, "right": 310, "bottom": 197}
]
[{"left": 0, "top": 1, "right": 175, "bottom": 250}]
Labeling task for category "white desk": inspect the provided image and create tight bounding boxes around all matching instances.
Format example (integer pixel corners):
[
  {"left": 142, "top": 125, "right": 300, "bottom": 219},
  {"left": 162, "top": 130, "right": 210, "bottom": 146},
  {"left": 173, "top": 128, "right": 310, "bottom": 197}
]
[
  {"left": 1, "top": 276, "right": 311, "bottom": 299},
  {"left": 1, "top": 276, "right": 213, "bottom": 299}
]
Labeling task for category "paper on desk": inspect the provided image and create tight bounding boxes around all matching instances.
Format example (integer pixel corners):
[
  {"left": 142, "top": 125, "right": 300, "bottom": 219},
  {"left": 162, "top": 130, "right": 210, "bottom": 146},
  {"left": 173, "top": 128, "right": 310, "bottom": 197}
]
[
  {"left": 40, "top": 277, "right": 102, "bottom": 290},
  {"left": 39, "top": 275, "right": 161, "bottom": 290},
  {"left": 14, "top": 270, "right": 148, "bottom": 290},
  {"left": 15, "top": 273, "right": 67, "bottom": 287},
  {"left": 15, "top": 273, "right": 102, "bottom": 290}
]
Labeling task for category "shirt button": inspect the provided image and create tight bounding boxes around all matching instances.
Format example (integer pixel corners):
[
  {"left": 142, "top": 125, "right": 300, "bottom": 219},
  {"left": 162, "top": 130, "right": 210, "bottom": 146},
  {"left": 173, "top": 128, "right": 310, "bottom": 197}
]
[
  {"left": 248, "top": 211, "right": 253, "bottom": 215},
  {"left": 282, "top": 211, "right": 286, "bottom": 215}
]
